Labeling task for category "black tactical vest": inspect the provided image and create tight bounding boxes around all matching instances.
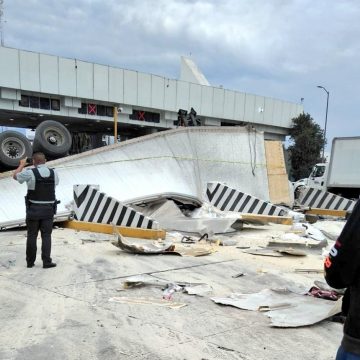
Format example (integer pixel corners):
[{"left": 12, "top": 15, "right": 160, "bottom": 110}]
[{"left": 27, "top": 167, "right": 56, "bottom": 202}]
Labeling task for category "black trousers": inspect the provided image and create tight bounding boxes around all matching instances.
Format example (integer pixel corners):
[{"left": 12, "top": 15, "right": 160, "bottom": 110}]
[{"left": 26, "top": 217, "right": 54, "bottom": 265}]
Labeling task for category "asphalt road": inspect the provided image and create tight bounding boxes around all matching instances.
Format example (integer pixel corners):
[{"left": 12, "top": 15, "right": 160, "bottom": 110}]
[{"left": 0, "top": 226, "right": 342, "bottom": 360}]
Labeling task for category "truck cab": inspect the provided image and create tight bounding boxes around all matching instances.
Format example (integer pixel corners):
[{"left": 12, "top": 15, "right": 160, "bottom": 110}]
[
  {"left": 292, "top": 162, "right": 328, "bottom": 199},
  {"left": 307, "top": 163, "right": 328, "bottom": 190}
]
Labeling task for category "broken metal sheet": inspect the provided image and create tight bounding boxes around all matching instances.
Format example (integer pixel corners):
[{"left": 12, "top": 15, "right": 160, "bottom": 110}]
[
  {"left": 288, "top": 222, "right": 327, "bottom": 242},
  {"left": 109, "top": 297, "right": 187, "bottom": 309},
  {"left": 112, "top": 229, "right": 213, "bottom": 257},
  {"left": 112, "top": 230, "right": 175, "bottom": 255},
  {"left": 243, "top": 247, "right": 306, "bottom": 257},
  {"left": 212, "top": 288, "right": 342, "bottom": 327},
  {"left": 277, "top": 232, "right": 328, "bottom": 248},
  {"left": 122, "top": 274, "right": 204, "bottom": 288},
  {"left": 242, "top": 248, "right": 283, "bottom": 257},
  {"left": 121, "top": 275, "right": 213, "bottom": 297},
  {"left": 267, "top": 240, "right": 326, "bottom": 250},
  {"left": 312, "top": 220, "right": 346, "bottom": 241},
  {"left": 122, "top": 274, "right": 169, "bottom": 289},
  {"left": 125, "top": 192, "right": 203, "bottom": 208},
  {"left": 149, "top": 200, "right": 242, "bottom": 235},
  {"left": 275, "top": 248, "right": 307, "bottom": 256},
  {"left": 301, "top": 223, "right": 326, "bottom": 242}
]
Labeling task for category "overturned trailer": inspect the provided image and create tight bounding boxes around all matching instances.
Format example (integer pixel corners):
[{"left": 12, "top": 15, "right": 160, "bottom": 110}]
[{"left": 0, "top": 127, "right": 292, "bottom": 230}]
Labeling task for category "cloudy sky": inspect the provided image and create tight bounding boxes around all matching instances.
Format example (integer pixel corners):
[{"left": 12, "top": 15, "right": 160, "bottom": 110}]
[{"left": 2, "top": 0, "right": 360, "bottom": 148}]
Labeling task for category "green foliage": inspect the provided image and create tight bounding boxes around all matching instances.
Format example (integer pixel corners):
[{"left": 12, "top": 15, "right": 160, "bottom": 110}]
[{"left": 288, "top": 113, "right": 325, "bottom": 180}]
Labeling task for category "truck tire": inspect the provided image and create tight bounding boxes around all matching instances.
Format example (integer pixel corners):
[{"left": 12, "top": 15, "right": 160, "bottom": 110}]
[
  {"left": 33, "top": 120, "right": 72, "bottom": 158},
  {"left": 0, "top": 130, "right": 33, "bottom": 169}
]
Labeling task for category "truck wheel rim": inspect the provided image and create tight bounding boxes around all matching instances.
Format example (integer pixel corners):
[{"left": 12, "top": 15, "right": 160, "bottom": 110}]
[
  {"left": 43, "top": 127, "right": 65, "bottom": 146},
  {"left": 1, "top": 137, "right": 26, "bottom": 159}
]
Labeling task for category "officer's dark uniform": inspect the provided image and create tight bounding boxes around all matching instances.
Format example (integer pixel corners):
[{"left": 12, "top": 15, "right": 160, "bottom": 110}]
[
  {"left": 324, "top": 200, "right": 360, "bottom": 358},
  {"left": 25, "top": 168, "right": 56, "bottom": 267}
]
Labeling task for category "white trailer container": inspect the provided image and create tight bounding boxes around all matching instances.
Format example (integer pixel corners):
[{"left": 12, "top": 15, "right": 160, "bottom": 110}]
[
  {"left": 295, "top": 137, "right": 360, "bottom": 200},
  {"left": 327, "top": 137, "right": 360, "bottom": 197}
]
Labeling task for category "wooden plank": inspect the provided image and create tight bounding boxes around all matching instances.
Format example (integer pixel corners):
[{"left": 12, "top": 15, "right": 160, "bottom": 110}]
[
  {"left": 264, "top": 140, "right": 291, "bottom": 205},
  {"left": 62, "top": 220, "right": 166, "bottom": 239},
  {"left": 241, "top": 213, "right": 293, "bottom": 225},
  {"left": 304, "top": 208, "right": 347, "bottom": 218}
]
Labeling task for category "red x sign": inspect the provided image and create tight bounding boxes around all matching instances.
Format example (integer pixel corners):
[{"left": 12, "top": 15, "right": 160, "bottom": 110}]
[
  {"left": 138, "top": 111, "right": 145, "bottom": 121},
  {"left": 88, "top": 104, "right": 97, "bottom": 115}
]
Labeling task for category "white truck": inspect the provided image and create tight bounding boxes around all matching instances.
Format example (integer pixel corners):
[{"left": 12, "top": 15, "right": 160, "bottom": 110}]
[{"left": 293, "top": 137, "right": 360, "bottom": 200}]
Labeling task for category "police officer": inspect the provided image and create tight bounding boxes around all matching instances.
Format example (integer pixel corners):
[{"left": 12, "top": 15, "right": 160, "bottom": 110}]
[
  {"left": 324, "top": 200, "right": 360, "bottom": 359},
  {"left": 13, "top": 152, "right": 59, "bottom": 269}
]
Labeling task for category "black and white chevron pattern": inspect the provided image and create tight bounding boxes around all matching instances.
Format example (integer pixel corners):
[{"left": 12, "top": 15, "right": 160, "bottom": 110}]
[
  {"left": 73, "top": 185, "right": 159, "bottom": 229},
  {"left": 298, "top": 187, "right": 355, "bottom": 211},
  {"left": 206, "top": 182, "right": 285, "bottom": 216}
]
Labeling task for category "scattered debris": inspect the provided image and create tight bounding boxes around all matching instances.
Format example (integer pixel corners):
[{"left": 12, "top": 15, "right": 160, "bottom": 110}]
[
  {"left": 232, "top": 272, "right": 245, "bottom": 278},
  {"left": 294, "top": 268, "right": 324, "bottom": 274},
  {"left": 112, "top": 227, "right": 215, "bottom": 257},
  {"left": 287, "top": 223, "right": 327, "bottom": 242},
  {"left": 181, "top": 233, "right": 209, "bottom": 244},
  {"left": 212, "top": 288, "right": 342, "bottom": 327},
  {"left": 219, "top": 238, "right": 238, "bottom": 246},
  {"left": 121, "top": 275, "right": 213, "bottom": 298},
  {"left": 312, "top": 220, "right": 345, "bottom": 241},
  {"left": 217, "top": 346, "right": 235, "bottom": 352},
  {"left": 242, "top": 248, "right": 283, "bottom": 257},
  {"left": 163, "top": 283, "right": 183, "bottom": 300},
  {"left": 112, "top": 229, "right": 175, "bottom": 255},
  {"left": 307, "top": 286, "right": 340, "bottom": 301},
  {"left": 148, "top": 200, "right": 243, "bottom": 235},
  {"left": 242, "top": 247, "right": 306, "bottom": 257},
  {"left": 275, "top": 248, "right": 307, "bottom": 256},
  {"left": 267, "top": 240, "right": 324, "bottom": 250}
]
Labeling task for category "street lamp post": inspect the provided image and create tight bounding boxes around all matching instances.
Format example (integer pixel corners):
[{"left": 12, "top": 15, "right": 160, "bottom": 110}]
[{"left": 317, "top": 85, "right": 329, "bottom": 161}]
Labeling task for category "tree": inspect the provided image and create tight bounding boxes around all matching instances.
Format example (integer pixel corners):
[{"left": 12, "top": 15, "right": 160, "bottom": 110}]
[{"left": 287, "top": 113, "right": 325, "bottom": 180}]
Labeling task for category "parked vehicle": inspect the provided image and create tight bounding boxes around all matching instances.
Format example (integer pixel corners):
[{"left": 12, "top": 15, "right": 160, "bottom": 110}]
[{"left": 293, "top": 137, "right": 360, "bottom": 199}]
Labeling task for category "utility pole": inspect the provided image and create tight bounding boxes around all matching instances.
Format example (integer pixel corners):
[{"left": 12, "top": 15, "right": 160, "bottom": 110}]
[
  {"left": 0, "top": 0, "right": 4, "bottom": 46},
  {"left": 317, "top": 85, "right": 330, "bottom": 161}
]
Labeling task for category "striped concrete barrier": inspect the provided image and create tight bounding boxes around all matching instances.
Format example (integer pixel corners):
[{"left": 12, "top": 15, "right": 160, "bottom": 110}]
[
  {"left": 206, "top": 182, "right": 286, "bottom": 216},
  {"left": 298, "top": 187, "right": 355, "bottom": 212},
  {"left": 73, "top": 185, "right": 159, "bottom": 229}
]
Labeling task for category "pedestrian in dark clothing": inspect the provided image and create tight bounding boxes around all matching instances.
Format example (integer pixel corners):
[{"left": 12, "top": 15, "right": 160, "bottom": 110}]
[
  {"left": 324, "top": 200, "right": 360, "bottom": 359},
  {"left": 13, "top": 152, "right": 59, "bottom": 269}
]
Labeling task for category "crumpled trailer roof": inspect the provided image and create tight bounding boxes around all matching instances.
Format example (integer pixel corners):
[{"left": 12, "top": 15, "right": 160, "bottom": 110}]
[{"left": 0, "top": 127, "right": 270, "bottom": 228}]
